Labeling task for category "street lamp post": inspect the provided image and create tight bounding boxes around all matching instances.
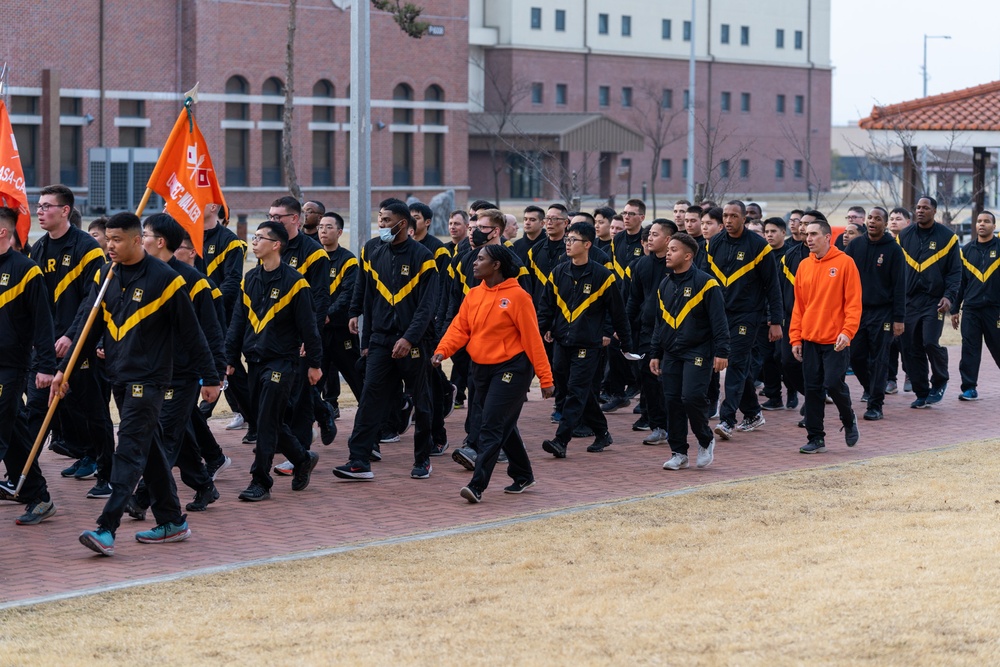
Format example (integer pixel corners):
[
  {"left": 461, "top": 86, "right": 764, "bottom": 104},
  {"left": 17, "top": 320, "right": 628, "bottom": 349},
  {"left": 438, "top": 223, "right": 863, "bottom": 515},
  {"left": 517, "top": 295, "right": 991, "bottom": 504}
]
[{"left": 923, "top": 34, "right": 951, "bottom": 97}]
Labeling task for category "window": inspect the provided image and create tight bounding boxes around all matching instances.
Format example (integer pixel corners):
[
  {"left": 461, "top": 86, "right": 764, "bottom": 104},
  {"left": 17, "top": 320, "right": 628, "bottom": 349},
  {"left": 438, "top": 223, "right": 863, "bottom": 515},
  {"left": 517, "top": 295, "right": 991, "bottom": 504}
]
[
  {"left": 720, "top": 159, "right": 730, "bottom": 179},
  {"left": 10, "top": 96, "right": 38, "bottom": 186},
  {"left": 661, "top": 88, "right": 673, "bottom": 109},
  {"left": 555, "top": 9, "right": 565, "bottom": 31},
  {"left": 740, "top": 92, "right": 751, "bottom": 112},
  {"left": 794, "top": 95, "right": 805, "bottom": 114},
  {"left": 661, "top": 159, "right": 672, "bottom": 179},
  {"left": 393, "top": 84, "right": 414, "bottom": 186},
  {"left": 531, "top": 82, "right": 543, "bottom": 104},
  {"left": 117, "top": 99, "right": 145, "bottom": 148},
  {"left": 794, "top": 159, "right": 804, "bottom": 179},
  {"left": 598, "top": 13, "right": 608, "bottom": 34},
  {"left": 662, "top": 19, "right": 671, "bottom": 40},
  {"left": 312, "top": 80, "right": 335, "bottom": 186},
  {"left": 776, "top": 94, "right": 786, "bottom": 114},
  {"left": 59, "top": 97, "right": 82, "bottom": 186},
  {"left": 261, "top": 77, "right": 285, "bottom": 187},
  {"left": 424, "top": 84, "right": 445, "bottom": 125},
  {"left": 739, "top": 159, "right": 750, "bottom": 179},
  {"left": 683, "top": 21, "right": 691, "bottom": 41},
  {"left": 720, "top": 91, "right": 731, "bottom": 112},
  {"left": 555, "top": 84, "right": 567, "bottom": 106},
  {"left": 776, "top": 29, "right": 785, "bottom": 49},
  {"left": 621, "top": 15, "right": 631, "bottom": 36},
  {"left": 224, "top": 76, "right": 249, "bottom": 186},
  {"left": 794, "top": 30, "right": 803, "bottom": 50},
  {"left": 392, "top": 83, "right": 414, "bottom": 124},
  {"left": 720, "top": 24, "right": 730, "bottom": 44},
  {"left": 261, "top": 77, "right": 284, "bottom": 121},
  {"left": 775, "top": 159, "right": 785, "bottom": 179},
  {"left": 530, "top": 7, "right": 541, "bottom": 29},
  {"left": 225, "top": 75, "right": 249, "bottom": 120},
  {"left": 682, "top": 158, "right": 689, "bottom": 179},
  {"left": 621, "top": 87, "right": 633, "bottom": 108},
  {"left": 683, "top": 89, "right": 690, "bottom": 110},
  {"left": 740, "top": 25, "right": 750, "bottom": 45},
  {"left": 598, "top": 86, "right": 610, "bottom": 107}
]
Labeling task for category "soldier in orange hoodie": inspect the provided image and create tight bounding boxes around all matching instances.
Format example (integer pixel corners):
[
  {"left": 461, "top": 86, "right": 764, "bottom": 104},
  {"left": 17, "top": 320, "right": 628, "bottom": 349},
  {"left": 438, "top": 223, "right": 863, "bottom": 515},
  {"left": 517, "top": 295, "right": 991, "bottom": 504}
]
[{"left": 790, "top": 213, "right": 863, "bottom": 454}]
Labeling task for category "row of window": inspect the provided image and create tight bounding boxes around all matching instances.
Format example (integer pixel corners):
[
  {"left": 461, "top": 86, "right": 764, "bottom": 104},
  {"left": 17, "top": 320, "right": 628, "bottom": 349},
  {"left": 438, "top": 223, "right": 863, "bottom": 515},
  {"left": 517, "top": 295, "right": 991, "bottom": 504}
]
[
  {"left": 529, "top": 7, "right": 805, "bottom": 49},
  {"left": 657, "top": 158, "right": 806, "bottom": 180}
]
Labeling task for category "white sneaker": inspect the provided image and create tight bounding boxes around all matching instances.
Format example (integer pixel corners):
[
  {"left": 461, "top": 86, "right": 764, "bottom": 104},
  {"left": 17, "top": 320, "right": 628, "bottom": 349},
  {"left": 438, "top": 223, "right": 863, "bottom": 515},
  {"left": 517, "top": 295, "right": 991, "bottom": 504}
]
[
  {"left": 662, "top": 453, "right": 689, "bottom": 470},
  {"left": 225, "top": 414, "right": 246, "bottom": 430},
  {"left": 642, "top": 428, "right": 668, "bottom": 445},
  {"left": 273, "top": 460, "right": 295, "bottom": 476},
  {"left": 696, "top": 438, "right": 716, "bottom": 468}
]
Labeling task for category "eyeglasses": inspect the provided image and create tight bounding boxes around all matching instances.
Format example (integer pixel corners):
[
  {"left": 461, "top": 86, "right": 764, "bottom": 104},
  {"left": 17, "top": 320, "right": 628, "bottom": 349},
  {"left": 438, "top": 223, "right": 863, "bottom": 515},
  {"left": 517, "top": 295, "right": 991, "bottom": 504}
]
[
  {"left": 266, "top": 213, "right": 295, "bottom": 222},
  {"left": 565, "top": 237, "right": 586, "bottom": 245},
  {"left": 622, "top": 211, "right": 642, "bottom": 217},
  {"left": 846, "top": 214, "right": 863, "bottom": 220},
  {"left": 473, "top": 225, "right": 496, "bottom": 233},
  {"left": 178, "top": 245, "right": 195, "bottom": 252},
  {"left": 36, "top": 203, "right": 68, "bottom": 212},
  {"left": 252, "top": 234, "right": 279, "bottom": 243},
  {"left": 543, "top": 216, "right": 567, "bottom": 222},
  {"left": 141, "top": 232, "right": 161, "bottom": 240}
]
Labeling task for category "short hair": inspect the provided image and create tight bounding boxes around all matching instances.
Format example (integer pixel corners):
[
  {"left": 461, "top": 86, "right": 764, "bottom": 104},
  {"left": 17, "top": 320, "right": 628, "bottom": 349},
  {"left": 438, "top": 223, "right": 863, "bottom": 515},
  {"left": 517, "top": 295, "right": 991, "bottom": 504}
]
[
  {"left": 39, "top": 184, "right": 74, "bottom": 209},
  {"left": 218, "top": 204, "right": 228, "bottom": 221},
  {"left": 802, "top": 209, "right": 828, "bottom": 224},
  {"left": 567, "top": 221, "right": 596, "bottom": 244},
  {"left": 88, "top": 216, "right": 108, "bottom": 234},
  {"left": 380, "top": 197, "right": 406, "bottom": 209},
  {"left": 889, "top": 207, "right": 912, "bottom": 220},
  {"left": 700, "top": 200, "right": 718, "bottom": 210},
  {"left": 482, "top": 244, "right": 521, "bottom": 280},
  {"left": 674, "top": 199, "right": 691, "bottom": 208},
  {"left": 0, "top": 206, "right": 16, "bottom": 230},
  {"left": 869, "top": 206, "right": 888, "bottom": 220},
  {"left": 321, "top": 211, "right": 345, "bottom": 230},
  {"left": 979, "top": 210, "right": 997, "bottom": 224},
  {"left": 305, "top": 200, "right": 326, "bottom": 215},
  {"left": 469, "top": 199, "right": 496, "bottom": 212},
  {"left": 257, "top": 220, "right": 289, "bottom": 248},
  {"left": 652, "top": 218, "right": 678, "bottom": 235},
  {"left": 409, "top": 202, "right": 433, "bottom": 221},
  {"left": 686, "top": 205, "right": 703, "bottom": 215},
  {"left": 704, "top": 207, "right": 724, "bottom": 225},
  {"left": 593, "top": 206, "right": 615, "bottom": 220},
  {"left": 69, "top": 207, "right": 82, "bottom": 228},
  {"left": 918, "top": 195, "right": 938, "bottom": 210},
  {"left": 612, "top": 213, "right": 624, "bottom": 222},
  {"left": 746, "top": 219, "right": 764, "bottom": 230},
  {"left": 848, "top": 205, "right": 866, "bottom": 216},
  {"left": 789, "top": 209, "right": 805, "bottom": 218},
  {"left": 143, "top": 213, "right": 185, "bottom": 252},
  {"left": 570, "top": 211, "right": 596, "bottom": 225},
  {"left": 725, "top": 200, "right": 747, "bottom": 216},
  {"left": 763, "top": 217, "right": 787, "bottom": 232},
  {"left": 477, "top": 208, "right": 505, "bottom": 229},
  {"left": 805, "top": 218, "right": 832, "bottom": 236},
  {"left": 747, "top": 202, "right": 762, "bottom": 213},
  {"left": 640, "top": 227, "right": 650, "bottom": 243},
  {"left": 449, "top": 209, "right": 469, "bottom": 223},
  {"left": 670, "top": 232, "right": 699, "bottom": 257},
  {"left": 106, "top": 211, "right": 141, "bottom": 233},
  {"left": 625, "top": 198, "right": 647, "bottom": 215},
  {"left": 523, "top": 205, "right": 545, "bottom": 217},
  {"left": 271, "top": 195, "right": 301, "bottom": 215},
  {"left": 381, "top": 200, "right": 413, "bottom": 223},
  {"left": 847, "top": 221, "right": 866, "bottom": 234},
  {"left": 546, "top": 203, "right": 569, "bottom": 216}
]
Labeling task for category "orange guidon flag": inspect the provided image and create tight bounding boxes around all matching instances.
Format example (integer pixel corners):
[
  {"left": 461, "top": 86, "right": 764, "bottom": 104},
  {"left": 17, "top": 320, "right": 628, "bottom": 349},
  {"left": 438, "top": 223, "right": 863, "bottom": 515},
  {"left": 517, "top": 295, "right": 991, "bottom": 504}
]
[
  {"left": 0, "top": 100, "right": 31, "bottom": 248},
  {"left": 147, "top": 107, "right": 226, "bottom": 256}
]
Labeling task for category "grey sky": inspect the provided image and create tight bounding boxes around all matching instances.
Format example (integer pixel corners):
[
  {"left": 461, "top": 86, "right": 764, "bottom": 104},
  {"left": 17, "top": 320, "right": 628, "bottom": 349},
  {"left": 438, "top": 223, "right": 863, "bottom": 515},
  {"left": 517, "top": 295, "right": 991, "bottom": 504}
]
[{"left": 831, "top": 0, "right": 1000, "bottom": 125}]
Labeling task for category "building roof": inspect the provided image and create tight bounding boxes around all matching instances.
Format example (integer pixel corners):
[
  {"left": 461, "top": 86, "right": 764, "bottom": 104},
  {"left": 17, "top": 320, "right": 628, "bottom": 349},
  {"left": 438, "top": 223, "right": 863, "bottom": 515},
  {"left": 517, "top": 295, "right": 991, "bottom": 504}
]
[
  {"left": 468, "top": 113, "right": 645, "bottom": 153},
  {"left": 858, "top": 80, "right": 1000, "bottom": 131}
]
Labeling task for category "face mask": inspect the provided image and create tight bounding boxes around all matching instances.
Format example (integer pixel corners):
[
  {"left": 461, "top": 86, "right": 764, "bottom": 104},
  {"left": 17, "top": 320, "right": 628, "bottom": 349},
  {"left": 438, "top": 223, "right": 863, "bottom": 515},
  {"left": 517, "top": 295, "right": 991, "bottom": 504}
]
[
  {"left": 471, "top": 227, "right": 493, "bottom": 247},
  {"left": 379, "top": 220, "right": 400, "bottom": 243}
]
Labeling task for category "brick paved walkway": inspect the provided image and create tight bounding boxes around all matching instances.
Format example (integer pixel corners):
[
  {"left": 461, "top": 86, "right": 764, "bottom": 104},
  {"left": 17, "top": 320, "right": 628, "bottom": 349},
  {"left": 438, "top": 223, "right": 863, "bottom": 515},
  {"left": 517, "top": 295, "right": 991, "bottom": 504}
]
[{"left": 1, "top": 346, "right": 995, "bottom": 607}]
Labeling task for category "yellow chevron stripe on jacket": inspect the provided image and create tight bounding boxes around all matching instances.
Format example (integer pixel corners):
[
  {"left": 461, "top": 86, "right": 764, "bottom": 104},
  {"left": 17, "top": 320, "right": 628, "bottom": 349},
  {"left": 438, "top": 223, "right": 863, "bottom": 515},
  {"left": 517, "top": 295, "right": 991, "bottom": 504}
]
[
  {"left": 898, "top": 234, "right": 957, "bottom": 272},
  {"left": 53, "top": 247, "right": 105, "bottom": 302},
  {"left": 528, "top": 247, "right": 549, "bottom": 286},
  {"left": 297, "top": 248, "right": 328, "bottom": 275},
  {"left": 551, "top": 274, "right": 616, "bottom": 323},
  {"left": 206, "top": 239, "right": 246, "bottom": 277},
  {"left": 658, "top": 279, "right": 718, "bottom": 329},
  {"left": 102, "top": 275, "right": 185, "bottom": 341},
  {"left": 706, "top": 244, "right": 771, "bottom": 287},
  {"left": 329, "top": 257, "right": 359, "bottom": 295},
  {"left": 369, "top": 258, "right": 436, "bottom": 305},
  {"left": 961, "top": 249, "right": 1000, "bottom": 283},
  {"left": 780, "top": 255, "right": 796, "bottom": 286},
  {"left": 188, "top": 278, "right": 213, "bottom": 301},
  {"left": 0, "top": 265, "right": 42, "bottom": 310},
  {"left": 243, "top": 278, "right": 310, "bottom": 334}
]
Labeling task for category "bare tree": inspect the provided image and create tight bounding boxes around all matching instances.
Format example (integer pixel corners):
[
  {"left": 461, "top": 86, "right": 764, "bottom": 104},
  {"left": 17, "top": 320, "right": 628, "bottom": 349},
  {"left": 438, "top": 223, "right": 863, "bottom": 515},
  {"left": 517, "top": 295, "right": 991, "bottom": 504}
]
[
  {"left": 282, "top": 0, "right": 302, "bottom": 199},
  {"left": 777, "top": 119, "right": 855, "bottom": 213},
  {"left": 629, "top": 83, "right": 686, "bottom": 218},
  {"left": 696, "top": 112, "right": 755, "bottom": 203}
]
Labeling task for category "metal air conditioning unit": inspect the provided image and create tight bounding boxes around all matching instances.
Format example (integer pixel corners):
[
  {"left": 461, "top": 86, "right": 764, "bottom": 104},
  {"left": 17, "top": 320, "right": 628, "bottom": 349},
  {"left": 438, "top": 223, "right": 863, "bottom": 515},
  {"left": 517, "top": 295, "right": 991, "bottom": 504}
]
[{"left": 87, "top": 147, "right": 163, "bottom": 214}]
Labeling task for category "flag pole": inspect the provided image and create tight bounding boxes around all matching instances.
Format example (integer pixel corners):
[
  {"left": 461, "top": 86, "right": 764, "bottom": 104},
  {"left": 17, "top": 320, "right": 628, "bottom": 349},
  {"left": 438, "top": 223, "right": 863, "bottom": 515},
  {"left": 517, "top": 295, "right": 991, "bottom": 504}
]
[{"left": 13, "top": 188, "right": 153, "bottom": 497}]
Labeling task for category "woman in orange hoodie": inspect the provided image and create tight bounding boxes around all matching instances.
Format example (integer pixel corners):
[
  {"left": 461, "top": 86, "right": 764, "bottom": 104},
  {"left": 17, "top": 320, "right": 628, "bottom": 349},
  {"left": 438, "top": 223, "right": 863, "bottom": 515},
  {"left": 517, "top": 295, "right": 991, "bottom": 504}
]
[{"left": 433, "top": 245, "right": 554, "bottom": 503}]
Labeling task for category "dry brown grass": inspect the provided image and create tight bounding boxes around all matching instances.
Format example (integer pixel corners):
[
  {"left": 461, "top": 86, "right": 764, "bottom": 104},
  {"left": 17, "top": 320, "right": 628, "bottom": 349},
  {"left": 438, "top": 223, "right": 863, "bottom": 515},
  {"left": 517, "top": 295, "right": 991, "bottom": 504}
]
[{"left": 4, "top": 444, "right": 1000, "bottom": 665}]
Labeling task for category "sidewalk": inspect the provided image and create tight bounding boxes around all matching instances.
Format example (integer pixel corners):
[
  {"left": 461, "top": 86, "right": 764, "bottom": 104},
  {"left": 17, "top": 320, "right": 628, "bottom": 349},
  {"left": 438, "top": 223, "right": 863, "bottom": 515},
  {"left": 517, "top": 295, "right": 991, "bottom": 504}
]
[{"left": 1, "top": 347, "right": 992, "bottom": 607}]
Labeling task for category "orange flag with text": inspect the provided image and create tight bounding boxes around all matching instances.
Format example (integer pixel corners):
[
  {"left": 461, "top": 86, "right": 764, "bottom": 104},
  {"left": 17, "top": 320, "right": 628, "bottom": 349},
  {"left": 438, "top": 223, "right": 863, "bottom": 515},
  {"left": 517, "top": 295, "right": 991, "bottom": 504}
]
[
  {"left": 146, "top": 107, "right": 226, "bottom": 256},
  {"left": 0, "top": 100, "right": 31, "bottom": 248}
]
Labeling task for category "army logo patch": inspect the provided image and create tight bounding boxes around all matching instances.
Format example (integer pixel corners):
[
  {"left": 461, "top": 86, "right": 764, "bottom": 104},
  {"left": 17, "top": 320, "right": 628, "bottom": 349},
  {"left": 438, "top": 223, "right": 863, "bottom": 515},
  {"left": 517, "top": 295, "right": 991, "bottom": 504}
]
[
  {"left": 290, "top": 256, "right": 299, "bottom": 268},
  {"left": 401, "top": 264, "right": 410, "bottom": 276},
  {"left": 208, "top": 244, "right": 216, "bottom": 254},
  {"left": 738, "top": 325, "right": 747, "bottom": 335},
  {"left": 884, "top": 322, "right": 891, "bottom": 331},
  {"left": 499, "top": 298, "right": 510, "bottom": 308},
  {"left": 937, "top": 312, "right": 944, "bottom": 321},
  {"left": 270, "top": 288, "right": 280, "bottom": 299},
  {"left": 330, "top": 267, "right": 337, "bottom": 278},
  {"left": 502, "top": 372, "right": 513, "bottom": 383},
  {"left": 996, "top": 320, "right": 1000, "bottom": 329},
  {"left": 992, "top": 250, "right": 998, "bottom": 258},
  {"left": 633, "top": 247, "right": 641, "bottom": 256},
  {"left": 81, "top": 359, "right": 90, "bottom": 370},
  {"left": 929, "top": 241, "right": 937, "bottom": 250},
  {"left": 410, "top": 347, "right": 421, "bottom": 358},
  {"left": 270, "top": 372, "right": 282, "bottom": 383},
  {"left": 0, "top": 273, "right": 8, "bottom": 286},
  {"left": 131, "top": 384, "right": 144, "bottom": 398},
  {"left": 164, "top": 389, "right": 174, "bottom": 400},
  {"left": 578, "top": 349, "right": 587, "bottom": 358},
  {"left": 132, "top": 288, "right": 144, "bottom": 302},
  {"left": 583, "top": 283, "right": 592, "bottom": 294},
  {"left": 694, "top": 356, "right": 704, "bottom": 367},
  {"left": 344, "top": 340, "right": 353, "bottom": 350},
  {"left": 877, "top": 253, "right": 884, "bottom": 266},
  {"left": 62, "top": 254, "right": 72, "bottom": 267},
  {"left": 736, "top": 251, "right": 745, "bottom": 261},
  {"left": 683, "top": 287, "right": 692, "bottom": 297},
  {"left": 0, "top": 385, "right": 3, "bottom": 397}
]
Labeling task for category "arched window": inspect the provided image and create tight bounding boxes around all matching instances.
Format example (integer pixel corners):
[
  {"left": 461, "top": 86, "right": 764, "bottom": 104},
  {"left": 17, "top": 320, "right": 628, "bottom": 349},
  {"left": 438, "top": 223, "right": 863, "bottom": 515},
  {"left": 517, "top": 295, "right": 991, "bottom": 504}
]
[
  {"left": 423, "top": 85, "right": 445, "bottom": 185},
  {"left": 225, "top": 75, "right": 249, "bottom": 120},
  {"left": 261, "top": 77, "right": 285, "bottom": 186},
  {"left": 392, "top": 84, "right": 414, "bottom": 185},
  {"left": 312, "top": 80, "right": 336, "bottom": 186},
  {"left": 224, "top": 75, "right": 250, "bottom": 186},
  {"left": 393, "top": 83, "right": 413, "bottom": 125},
  {"left": 424, "top": 85, "right": 444, "bottom": 125}
]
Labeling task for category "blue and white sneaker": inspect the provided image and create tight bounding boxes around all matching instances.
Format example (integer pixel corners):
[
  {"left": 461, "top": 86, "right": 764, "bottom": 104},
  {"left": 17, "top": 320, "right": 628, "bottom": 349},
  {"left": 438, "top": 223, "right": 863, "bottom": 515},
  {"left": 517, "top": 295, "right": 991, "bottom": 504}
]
[
  {"left": 959, "top": 389, "right": 979, "bottom": 401},
  {"left": 80, "top": 528, "right": 116, "bottom": 556},
  {"left": 926, "top": 383, "right": 947, "bottom": 405},
  {"left": 135, "top": 520, "right": 192, "bottom": 544}
]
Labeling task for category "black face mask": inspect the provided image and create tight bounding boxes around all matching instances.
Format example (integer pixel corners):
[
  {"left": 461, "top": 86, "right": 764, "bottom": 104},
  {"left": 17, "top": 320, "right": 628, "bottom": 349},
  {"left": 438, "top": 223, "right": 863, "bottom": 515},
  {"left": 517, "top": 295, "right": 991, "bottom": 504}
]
[{"left": 471, "top": 227, "right": 493, "bottom": 247}]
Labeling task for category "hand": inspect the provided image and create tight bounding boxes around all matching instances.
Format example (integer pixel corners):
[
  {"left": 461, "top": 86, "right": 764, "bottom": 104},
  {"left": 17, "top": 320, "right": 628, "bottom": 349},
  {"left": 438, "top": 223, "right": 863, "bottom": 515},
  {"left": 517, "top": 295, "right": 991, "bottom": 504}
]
[
  {"left": 602, "top": 336, "right": 610, "bottom": 347},
  {"left": 833, "top": 333, "right": 850, "bottom": 352},
  {"left": 541, "top": 385, "right": 555, "bottom": 399},
  {"left": 325, "top": 315, "right": 330, "bottom": 326},
  {"left": 54, "top": 336, "right": 72, "bottom": 359},
  {"left": 792, "top": 344, "right": 803, "bottom": 362},
  {"left": 361, "top": 348, "right": 368, "bottom": 357},
  {"left": 349, "top": 317, "right": 359, "bottom": 335},
  {"left": 713, "top": 357, "right": 728, "bottom": 372},
  {"left": 950, "top": 313, "right": 960, "bottom": 330},
  {"left": 893, "top": 322, "right": 905, "bottom": 337},
  {"left": 35, "top": 373, "right": 54, "bottom": 389},
  {"left": 200, "top": 384, "right": 221, "bottom": 404},
  {"left": 49, "top": 371, "right": 68, "bottom": 405},
  {"left": 96, "top": 348, "right": 105, "bottom": 359},
  {"left": 649, "top": 359, "right": 660, "bottom": 376},
  {"left": 937, "top": 297, "right": 952, "bottom": 314},
  {"left": 431, "top": 353, "right": 445, "bottom": 367},
  {"left": 226, "top": 365, "right": 235, "bottom": 376},
  {"left": 391, "top": 338, "right": 412, "bottom": 359},
  {"left": 300, "top": 343, "right": 306, "bottom": 357},
  {"left": 768, "top": 324, "right": 782, "bottom": 342},
  {"left": 544, "top": 331, "right": 553, "bottom": 343},
  {"left": 307, "top": 367, "right": 323, "bottom": 385}
]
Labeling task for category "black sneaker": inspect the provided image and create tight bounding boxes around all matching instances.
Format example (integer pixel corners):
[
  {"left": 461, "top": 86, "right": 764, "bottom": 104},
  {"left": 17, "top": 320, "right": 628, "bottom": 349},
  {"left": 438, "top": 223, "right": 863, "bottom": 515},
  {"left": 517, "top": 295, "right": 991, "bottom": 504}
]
[
  {"left": 49, "top": 435, "right": 83, "bottom": 459},
  {"left": 786, "top": 393, "right": 799, "bottom": 409},
  {"left": 410, "top": 459, "right": 432, "bottom": 479},
  {"left": 573, "top": 425, "right": 594, "bottom": 438},
  {"left": 0, "top": 479, "right": 22, "bottom": 503},
  {"left": 399, "top": 395, "right": 414, "bottom": 435},
  {"left": 238, "top": 483, "right": 271, "bottom": 502},
  {"left": 600, "top": 396, "right": 630, "bottom": 412},
  {"left": 860, "top": 392, "right": 870, "bottom": 403},
  {"left": 430, "top": 441, "right": 450, "bottom": 456},
  {"left": 15, "top": 500, "right": 56, "bottom": 525},
  {"left": 444, "top": 383, "right": 458, "bottom": 419},
  {"left": 799, "top": 439, "right": 826, "bottom": 454},
  {"left": 126, "top": 495, "right": 147, "bottom": 520},
  {"left": 542, "top": 439, "right": 567, "bottom": 458},
  {"left": 586, "top": 432, "right": 613, "bottom": 453},
  {"left": 86, "top": 480, "right": 112, "bottom": 499},
  {"left": 632, "top": 403, "right": 643, "bottom": 414},
  {"left": 332, "top": 460, "right": 374, "bottom": 480},
  {"left": 60, "top": 459, "right": 84, "bottom": 478},
  {"left": 624, "top": 386, "right": 640, "bottom": 400},
  {"left": 863, "top": 408, "right": 883, "bottom": 421},
  {"left": 242, "top": 428, "right": 257, "bottom": 444},
  {"left": 842, "top": 414, "right": 860, "bottom": 447},
  {"left": 331, "top": 405, "right": 341, "bottom": 420},
  {"left": 451, "top": 447, "right": 477, "bottom": 471},
  {"left": 186, "top": 483, "right": 220, "bottom": 511},
  {"left": 926, "top": 383, "right": 947, "bottom": 405},
  {"left": 632, "top": 417, "right": 651, "bottom": 431},
  {"left": 760, "top": 398, "right": 785, "bottom": 411},
  {"left": 207, "top": 456, "right": 232, "bottom": 481},
  {"left": 371, "top": 443, "right": 382, "bottom": 461},
  {"left": 460, "top": 486, "right": 482, "bottom": 503},
  {"left": 292, "top": 451, "right": 320, "bottom": 491},
  {"left": 911, "top": 397, "right": 929, "bottom": 409},
  {"left": 73, "top": 456, "right": 98, "bottom": 478},
  {"left": 797, "top": 419, "right": 806, "bottom": 428},
  {"left": 503, "top": 478, "right": 536, "bottom": 494},
  {"left": 319, "top": 403, "right": 338, "bottom": 446},
  {"left": 497, "top": 450, "right": 508, "bottom": 463}
]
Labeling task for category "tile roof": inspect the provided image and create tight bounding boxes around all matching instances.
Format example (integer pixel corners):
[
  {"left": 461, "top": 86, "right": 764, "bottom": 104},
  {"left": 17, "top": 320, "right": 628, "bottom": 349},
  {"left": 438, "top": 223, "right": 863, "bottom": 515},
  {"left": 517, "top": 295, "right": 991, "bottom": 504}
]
[{"left": 858, "top": 80, "right": 1000, "bottom": 131}]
